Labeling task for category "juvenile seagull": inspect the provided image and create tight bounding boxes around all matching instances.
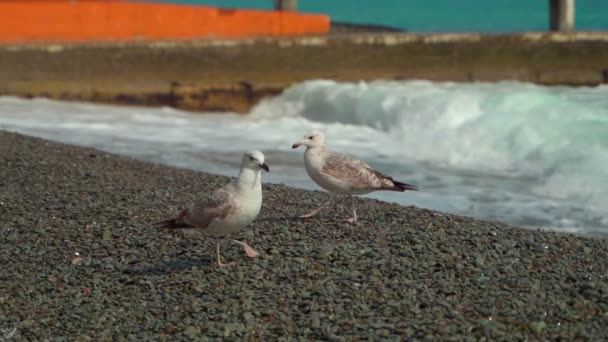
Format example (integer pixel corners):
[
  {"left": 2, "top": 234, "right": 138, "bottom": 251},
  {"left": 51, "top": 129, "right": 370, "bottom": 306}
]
[
  {"left": 292, "top": 130, "right": 417, "bottom": 223},
  {"left": 154, "top": 150, "right": 269, "bottom": 267}
]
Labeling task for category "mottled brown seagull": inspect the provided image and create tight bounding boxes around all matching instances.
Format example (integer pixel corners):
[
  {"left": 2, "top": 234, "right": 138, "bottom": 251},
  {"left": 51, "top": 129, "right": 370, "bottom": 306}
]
[
  {"left": 292, "top": 129, "right": 417, "bottom": 223},
  {"left": 154, "top": 150, "right": 269, "bottom": 267}
]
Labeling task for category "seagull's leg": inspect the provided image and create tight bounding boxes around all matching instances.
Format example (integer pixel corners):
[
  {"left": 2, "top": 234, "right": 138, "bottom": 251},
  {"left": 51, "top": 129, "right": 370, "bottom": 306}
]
[
  {"left": 216, "top": 238, "right": 236, "bottom": 267},
  {"left": 299, "top": 199, "right": 331, "bottom": 219},
  {"left": 231, "top": 239, "right": 259, "bottom": 258},
  {"left": 345, "top": 196, "right": 358, "bottom": 223}
]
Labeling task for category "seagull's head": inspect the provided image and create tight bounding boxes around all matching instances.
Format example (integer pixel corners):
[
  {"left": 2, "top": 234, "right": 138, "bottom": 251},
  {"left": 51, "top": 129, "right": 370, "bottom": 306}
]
[
  {"left": 292, "top": 129, "right": 325, "bottom": 150},
  {"left": 243, "top": 150, "right": 269, "bottom": 172}
]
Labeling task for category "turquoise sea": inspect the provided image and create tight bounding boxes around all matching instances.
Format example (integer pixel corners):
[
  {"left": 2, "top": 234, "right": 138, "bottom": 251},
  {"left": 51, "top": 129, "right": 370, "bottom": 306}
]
[{"left": 151, "top": 0, "right": 608, "bottom": 32}]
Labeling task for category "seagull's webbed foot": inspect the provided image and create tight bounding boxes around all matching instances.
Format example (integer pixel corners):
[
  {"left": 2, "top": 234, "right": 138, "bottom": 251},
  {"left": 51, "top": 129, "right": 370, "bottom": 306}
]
[
  {"left": 232, "top": 239, "right": 259, "bottom": 258},
  {"left": 216, "top": 238, "right": 237, "bottom": 267},
  {"left": 299, "top": 210, "right": 321, "bottom": 219},
  {"left": 218, "top": 260, "right": 237, "bottom": 267},
  {"left": 299, "top": 199, "right": 331, "bottom": 219}
]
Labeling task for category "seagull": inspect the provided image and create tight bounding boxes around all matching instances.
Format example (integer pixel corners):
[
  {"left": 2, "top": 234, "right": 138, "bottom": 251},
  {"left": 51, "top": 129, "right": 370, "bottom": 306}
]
[
  {"left": 153, "top": 150, "right": 269, "bottom": 267},
  {"left": 292, "top": 129, "right": 417, "bottom": 223}
]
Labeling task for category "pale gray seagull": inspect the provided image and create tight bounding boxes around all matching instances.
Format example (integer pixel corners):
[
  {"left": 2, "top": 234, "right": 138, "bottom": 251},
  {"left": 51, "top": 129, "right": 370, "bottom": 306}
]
[
  {"left": 154, "top": 150, "right": 269, "bottom": 267},
  {"left": 292, "top": 129, "right": 417, "bottom": 223}
]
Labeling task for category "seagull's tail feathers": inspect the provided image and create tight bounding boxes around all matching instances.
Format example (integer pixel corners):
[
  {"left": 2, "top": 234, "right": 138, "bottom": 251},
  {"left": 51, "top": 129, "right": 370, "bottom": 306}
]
[
  {"left": 389, "top": 180, "right": 418, "bottom": 192},
  {"left": 368, "top": 167, "right": 418, "bottom": 192},
  {"left": 153, "top": 219, "right": 193, "bottom": 229}
]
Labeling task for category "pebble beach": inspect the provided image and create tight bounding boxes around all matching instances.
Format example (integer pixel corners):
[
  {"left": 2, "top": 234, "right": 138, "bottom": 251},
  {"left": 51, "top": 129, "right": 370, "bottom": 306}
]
[{"left": 1, "top": 131, "right": 607, "bottom": 340}]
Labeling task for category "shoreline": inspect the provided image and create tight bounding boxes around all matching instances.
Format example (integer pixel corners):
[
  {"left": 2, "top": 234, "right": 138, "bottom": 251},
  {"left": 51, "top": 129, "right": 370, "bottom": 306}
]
[
  {"left": 1, "top": 131, "right": 607, "bottom": 339},
  {"left": 2, "top": 32, "right": 608, "bottom": 113}
]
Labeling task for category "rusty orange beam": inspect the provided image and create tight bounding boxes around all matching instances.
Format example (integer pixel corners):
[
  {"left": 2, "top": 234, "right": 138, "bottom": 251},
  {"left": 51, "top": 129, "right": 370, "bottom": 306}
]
[{"left": 0, "top": 0, "right": 330, "bottom": 43}]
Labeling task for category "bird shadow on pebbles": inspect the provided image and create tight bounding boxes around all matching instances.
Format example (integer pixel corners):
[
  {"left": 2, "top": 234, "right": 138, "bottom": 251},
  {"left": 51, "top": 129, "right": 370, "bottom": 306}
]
[
  {"left": 124, "top": 256, "right": 213, "bottom": 275},
  {"left": 255, "top": 215, "right": 303, "bottom": 223}
]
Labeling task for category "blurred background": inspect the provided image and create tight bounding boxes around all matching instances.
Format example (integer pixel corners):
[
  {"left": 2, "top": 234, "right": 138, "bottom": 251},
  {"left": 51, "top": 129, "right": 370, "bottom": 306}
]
[
  {"left": 0, "top": 0, "right": 607, "bottom": 235},
  {"left": 167, "top": 0, "right": 608, "bottom": 33}
]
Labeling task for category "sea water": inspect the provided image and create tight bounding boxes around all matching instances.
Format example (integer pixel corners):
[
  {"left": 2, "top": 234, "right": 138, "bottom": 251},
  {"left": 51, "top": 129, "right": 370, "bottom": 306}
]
[
  {"left": 1, "top": 80, "right": 607, "bottom": 235},
  {"left": 158, "top": 0, "right": 608, "bottom": 32}
]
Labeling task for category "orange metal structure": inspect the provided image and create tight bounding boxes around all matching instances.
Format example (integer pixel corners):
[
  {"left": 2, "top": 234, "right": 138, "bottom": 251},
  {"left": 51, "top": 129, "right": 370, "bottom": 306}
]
[{"left": 0, "top": 0, "right": 330, "bottom": 43}]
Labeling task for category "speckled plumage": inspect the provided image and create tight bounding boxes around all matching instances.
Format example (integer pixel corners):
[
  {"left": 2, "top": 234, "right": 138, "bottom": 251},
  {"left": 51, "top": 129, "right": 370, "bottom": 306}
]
[
  {"left": 293, "top": 129, "right": 416, "bottom": 222},
  {"left": 154, "top": 150, "right": 268, "bottom": 266}
]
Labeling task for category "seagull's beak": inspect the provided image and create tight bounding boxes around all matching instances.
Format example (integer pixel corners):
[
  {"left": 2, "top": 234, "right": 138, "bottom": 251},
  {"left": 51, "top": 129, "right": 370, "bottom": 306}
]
[
  {"left": 292, "top": 142, "right": 302, "bottom": 149},
  {"left": 259, "top": 162, "right": 270, "bottom": 172}
]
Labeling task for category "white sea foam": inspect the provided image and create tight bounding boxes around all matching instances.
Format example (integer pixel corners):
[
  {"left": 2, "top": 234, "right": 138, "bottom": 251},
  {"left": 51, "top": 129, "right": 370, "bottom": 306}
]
[
  {"left": 251, "top": 80, "right": 608, "bottom": 234},
  {"left": 1, "top": 79, "right": 607, "bottom": 235}
]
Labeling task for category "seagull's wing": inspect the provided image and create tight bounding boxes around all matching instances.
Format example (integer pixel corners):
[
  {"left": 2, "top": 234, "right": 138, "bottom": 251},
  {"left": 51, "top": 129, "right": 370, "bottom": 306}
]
[
  {"left": 181, "top": 183, "right": 236, "bottom": 228},
  {"left": 322, "top": 150, "right": 417, "bottom": 192},
  {"left": 153, "top": 183, "right": 236, "bottom": 230}
]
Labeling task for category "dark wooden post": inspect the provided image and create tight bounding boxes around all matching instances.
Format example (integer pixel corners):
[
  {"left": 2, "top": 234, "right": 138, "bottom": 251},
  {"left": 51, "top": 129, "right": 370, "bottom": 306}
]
[
  {"left": 275, "top": 0, "right": 297, "bottom": 11},
  {"left": 549, "top": 0, "right": 575, "bottom": 32}
]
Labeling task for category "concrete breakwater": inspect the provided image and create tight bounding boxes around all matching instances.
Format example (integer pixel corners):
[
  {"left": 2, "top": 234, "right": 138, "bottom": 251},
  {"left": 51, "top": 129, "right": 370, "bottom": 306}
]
[{"left": 1, "top": 32, "right": 607, "bottom": 113}]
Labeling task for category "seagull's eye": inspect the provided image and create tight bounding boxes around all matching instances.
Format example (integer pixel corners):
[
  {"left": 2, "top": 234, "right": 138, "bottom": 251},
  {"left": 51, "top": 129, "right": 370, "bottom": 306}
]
[
  {"left": 308, "top": 136, "right": 314, "bottom": 140},
  {"left": 249, "top": 156, "right": 255, "bottom": 161}
]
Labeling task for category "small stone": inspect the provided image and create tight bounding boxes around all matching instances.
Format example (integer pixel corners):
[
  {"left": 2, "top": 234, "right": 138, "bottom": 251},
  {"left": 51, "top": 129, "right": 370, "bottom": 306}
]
[
  {"left": 83, "top": 170, "right": 97, "bottom": 177},
  {"left": 529, "top": 321, "right": 546, "bottom": 334},
  {"left": 445, "top": 308, "right": 458, "bottom": 319},
  {"left": 311, "top": 317, "right": 321, "bottom": 328},
  {"left": 387, "top": 300, "right": 401, "bottom": 307},
  {"left": 103, "top": 227, "right": 112, "bottom": 240},
  {"left": 183, "top": 325, "right": 201, "bottom": 339},
  {"left": 474, "top": 255, "right": 484, "bottom": 267},
  {"left": 317, "top": 244, "right": 335, "bottom": 258},
  {"left": 71, "top": 256, "right": 83, "bottom": 265}
]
